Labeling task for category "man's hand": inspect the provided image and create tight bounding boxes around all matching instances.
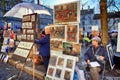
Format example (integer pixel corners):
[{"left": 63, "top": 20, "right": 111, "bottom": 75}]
[
  {"left": 99, "top": 56, "right": 104, "bottom": 61},
  {"left": 87, "top": 60, "right": 90, "bottom": 64}
]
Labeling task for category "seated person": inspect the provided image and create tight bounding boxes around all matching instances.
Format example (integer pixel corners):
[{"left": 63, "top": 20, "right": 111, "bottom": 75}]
[{"left": 84, "top": 36, "right": 108, "bottom": 80}]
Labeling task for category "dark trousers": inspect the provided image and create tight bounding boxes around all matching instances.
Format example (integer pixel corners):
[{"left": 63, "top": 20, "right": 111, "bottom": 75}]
[{"left": 42, "top": 56, "right": 50, "bottom": 72}]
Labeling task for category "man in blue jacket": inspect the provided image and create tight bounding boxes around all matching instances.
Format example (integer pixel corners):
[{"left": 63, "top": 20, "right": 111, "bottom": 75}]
[
  {"left": 84, "top": 36, "right": 108, "bottom": 80},
  {"left": 35, "top": 26, "right": 50, "bottom": 72}
]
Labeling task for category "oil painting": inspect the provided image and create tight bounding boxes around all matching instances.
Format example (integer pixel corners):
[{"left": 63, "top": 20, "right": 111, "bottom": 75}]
[
  {"left": 54, "top": 1, "right": 80, "bottom": 23},
  {"left": 50, "top": 25, "right": 65, "bottom": 40},
  {"left": 63, "top": 42, "right": 80, "bottom": 56},
  {"left": 49, "top": 55, "right": 57, "bottom": 66},
  {"left": 57, "top": 57, "right": 65, "bottom": 67},
  {"left": 66, "top": 24, "right": 79, "bottom": 43},
  {"left": 64, "top": 70, "right": 71, "bottom": 80},
  {"left": 66, "top": 59, "right": 73, "bottom": 69},
  {"left": 55, "top": 68, "right": 62, "bottom": 78},
  {"left": 50, "top": 40, "right": 62, "bottom": 51},
  {"left": 48, "top": 67, "right": 55, "bottom": 76}
]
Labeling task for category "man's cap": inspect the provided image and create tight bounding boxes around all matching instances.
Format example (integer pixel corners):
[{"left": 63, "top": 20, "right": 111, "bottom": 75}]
[{"left": 92, "top": 36, "right": 101, "bottom": 42}]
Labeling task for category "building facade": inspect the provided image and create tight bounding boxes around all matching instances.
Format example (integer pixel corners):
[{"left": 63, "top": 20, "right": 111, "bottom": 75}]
[{"left": 80, "top": 8, "right": 120, "bottom": 35}]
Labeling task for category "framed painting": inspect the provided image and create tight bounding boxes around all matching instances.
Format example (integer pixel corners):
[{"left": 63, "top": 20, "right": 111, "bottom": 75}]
[
  {"left": 57, "top": 57, "right": 65, "bottom": 67},
  {"left": 50, "top": 40, "right": 63, "bottom": 51},
  {"left": 54, "top": 1, "right": 80, "bottom": 24},
  {"left": 47, "top": 67, "right": 55, "bottom": 77},
  {"left": 66, "top": 59, "right": 74, "bottom": 69},
  {"left": 66, "top": 24, "right": 79, "bottom": 43},
  {"left": 50, "top": 25, "right": 66, "bottom": 40},
  {"left": 63, "top": 42, "right": 81, "bottom": 57},
  {"left": 64, "top": 70, "right": 72, "bottom": 80},
  {"left": 49, "top": 55, "right": 57, "bottom": 66},
  {"left": 55, "top": 68, "right": 62, "bottom": 78}
]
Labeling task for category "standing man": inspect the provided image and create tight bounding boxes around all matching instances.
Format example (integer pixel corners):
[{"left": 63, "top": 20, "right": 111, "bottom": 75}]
[
  {"left": 84, "top": 36, "right": 108, "bottom": 80},
  {"left": 35, "top": 26, "right": 50, "bottom": 72}
]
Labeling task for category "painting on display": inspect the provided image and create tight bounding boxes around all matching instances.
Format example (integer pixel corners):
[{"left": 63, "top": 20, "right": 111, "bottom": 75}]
[
  {"left": 63, "top": 42, "right": 80, "bottom": 56},
  {"left": 55, "top": 68, "right": 62, "bottom": 78},
  {"left": 66, "top": 24, "right": 79, "bottom": 43},
  {"left": 21, "top": 13, "right": 37, "bottom": 42},
  {"left": 46, "top": 54, "right": 76, "bottom": 80},
  {"left": 106, "top": 44, "right": 115, "bottom": 70},
  {"left": 57, "top": 57, "right": 65, "bottom": 67},
  {"left": 64, "top": 70, "right": 72, "bottom": 80},
  {"left": 49, "top": 55, "right": 57, "bottom": 66},
  {"left": 47, "top": 67, "right": 55, "bottom": 77},
  {"left": 50, "top": 25, "right": 66, "bottom": 40},
  {"left": 54, "top": 1, "right": 80, "bottom": 24},
  {"left": 50, "top": 40, "right": 63, "bottom": 51}
]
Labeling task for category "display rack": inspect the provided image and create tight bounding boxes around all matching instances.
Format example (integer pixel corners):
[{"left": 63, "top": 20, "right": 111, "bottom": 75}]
[{"left": 46, "top": 1, "right": 81, "bottom": 80}]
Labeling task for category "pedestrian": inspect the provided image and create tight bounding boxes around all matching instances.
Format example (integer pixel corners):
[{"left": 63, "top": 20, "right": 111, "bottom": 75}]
[
  {"left": 35, "top": 26, "right": 50, "bottom": 72},
  {"left": 84, "top": 36, "right": 108, "bottom": 80},
  {"left": 0, "top": 28, "right": 4, "bottom": 50}
]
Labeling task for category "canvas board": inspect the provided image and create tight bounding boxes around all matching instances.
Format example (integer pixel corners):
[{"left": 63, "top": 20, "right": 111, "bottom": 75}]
[{"left": 46, "top": 54, "right": 76, "bottom": 80}]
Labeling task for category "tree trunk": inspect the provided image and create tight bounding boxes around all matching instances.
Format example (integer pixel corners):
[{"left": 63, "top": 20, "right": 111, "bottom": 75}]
[{"left": 100, "top": 0, "right": 109, "bottom": 46}]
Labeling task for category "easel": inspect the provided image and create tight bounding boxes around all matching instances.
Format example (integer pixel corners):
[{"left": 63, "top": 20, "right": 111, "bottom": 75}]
[{"left": 7, "top": 42, "right": 36, "bottom": 80}]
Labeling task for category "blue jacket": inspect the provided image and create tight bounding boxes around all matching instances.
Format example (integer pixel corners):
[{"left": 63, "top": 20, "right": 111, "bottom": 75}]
[
  {"left": 84, "top": 45, "right": 108, "bottom": 69},
  {"left": 35, "top": 34, "right": 50, "bottom": 57}
]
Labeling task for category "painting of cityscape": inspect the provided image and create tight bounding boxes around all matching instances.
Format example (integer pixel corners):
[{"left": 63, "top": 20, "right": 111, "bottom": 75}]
[
  {"left": 50, "top": 25, "right": 65, "bottom": 40},
  {"left": 63, "top": 42, "right": 80, "bottom": 56},
  {"left": 54, "top": 1, "right": 80, "bottom": 23}
]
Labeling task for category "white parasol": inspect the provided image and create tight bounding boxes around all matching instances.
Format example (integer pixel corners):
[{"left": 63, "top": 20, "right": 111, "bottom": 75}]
[{"left": 4, "top": 2, "right": 51, "bottom": 18}]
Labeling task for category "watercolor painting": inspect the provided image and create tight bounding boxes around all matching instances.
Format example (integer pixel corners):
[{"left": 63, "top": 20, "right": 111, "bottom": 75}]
[
  {"left": 48, "top": 67, "right": 55, "bottom": 76},
  {"left": 57, "top": 57, "right": 64, "bottom": 67},
  {"left": 49, "top": 55, "right": 57, "bottom": 66},
  {"left": 66, "top": 59, "right": 73, "bottom": 69},
  {"left": 55, "top": 68, "right": 62, "bottom": 78},
  {"left": 64, "top": 70, "right": 71, "bottom": 80}
]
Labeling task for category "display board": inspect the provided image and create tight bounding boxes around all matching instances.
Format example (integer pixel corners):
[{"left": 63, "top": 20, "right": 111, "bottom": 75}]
[
  {"left": 12, "top": 41, "right": 34, "bottom": 63},
  {"left": 117, "top": 23, "right": 120, "bottom": 52},
  {"left": 106, "top": 44, "right": 115, "bottom": 70},
  {"left": 46, "top": 53, "right": 76, "bottom": 80},
  {"left": 21, "top": 13, "right": 37, "bottom": 42},
  {"left": 54, "top": 1, "right": 80, "bottom": 24},
  {"left": 12, "top": 13, "right": 37, "bottom": 63},
  {"left": 46, "top": 1, "right": 81, "bottom": 80}
]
